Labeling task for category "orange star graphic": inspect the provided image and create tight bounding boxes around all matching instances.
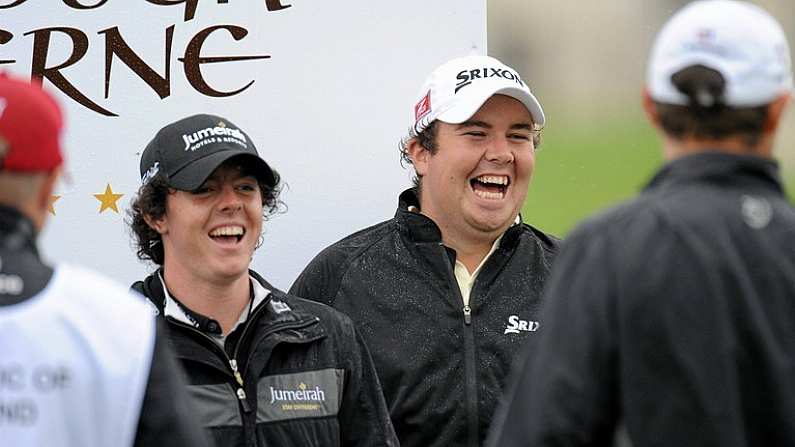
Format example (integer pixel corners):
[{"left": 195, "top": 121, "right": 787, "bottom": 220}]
[
  {"left": 94, "top": 184, "right": 124, "bottom": 214},
  {"left": 48, "top": 195, "right": 61, "bottom": 215}
]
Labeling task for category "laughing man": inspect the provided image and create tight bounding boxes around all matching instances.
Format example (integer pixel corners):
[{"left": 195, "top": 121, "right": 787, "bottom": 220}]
[
  {"left": 290, "top": 55, "right": 560, "bottom": 447},
  {"left": 128, "top": 114, "right": 397, "bottom": 447}
]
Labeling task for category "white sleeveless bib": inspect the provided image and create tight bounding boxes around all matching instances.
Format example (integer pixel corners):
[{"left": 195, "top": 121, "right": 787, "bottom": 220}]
[{"left": 0, "top": 264, "right": 156, "bottom": 447}]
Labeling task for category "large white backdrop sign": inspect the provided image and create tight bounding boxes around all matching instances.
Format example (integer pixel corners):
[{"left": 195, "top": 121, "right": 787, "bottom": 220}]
[{"left": 1, "top": 0, "right": 486, "bottom": 288}]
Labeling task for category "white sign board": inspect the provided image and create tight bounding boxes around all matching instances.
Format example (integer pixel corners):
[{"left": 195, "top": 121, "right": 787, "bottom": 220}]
[{"left": 1, "top": 0, "right": 485, "bottom": 289}]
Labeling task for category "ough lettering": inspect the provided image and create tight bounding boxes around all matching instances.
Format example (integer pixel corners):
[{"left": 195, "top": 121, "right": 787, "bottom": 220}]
[{"left": 0, "top": 1, "right": 296, "bottom": 116}]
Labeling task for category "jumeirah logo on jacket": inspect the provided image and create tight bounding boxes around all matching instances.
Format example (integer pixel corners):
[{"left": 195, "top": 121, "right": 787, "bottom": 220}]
[
  {"left": 258, "top": 369, "right": 343, "bottom": 421},
  {"left": 269, "top": 382, "right": 326, "bottom": 407}
]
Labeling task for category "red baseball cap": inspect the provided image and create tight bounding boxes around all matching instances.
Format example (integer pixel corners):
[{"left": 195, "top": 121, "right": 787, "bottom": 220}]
[{"left": 0, "top": 72, "right": 64, "bottom": 173}]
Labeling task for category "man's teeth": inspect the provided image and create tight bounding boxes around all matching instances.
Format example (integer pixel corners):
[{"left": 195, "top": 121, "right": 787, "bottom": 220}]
[
  {"left": 472, "top": 174, "right": 508, "bottom": 199},
  {"left": 209, "top": 226, "right": 244, "bottom": 237},
  {"left": 476, "top": 175, "right": 509, "bottom": 186},
  {"left": 474, "top": 190, "right": 505, "bottom": 200}
]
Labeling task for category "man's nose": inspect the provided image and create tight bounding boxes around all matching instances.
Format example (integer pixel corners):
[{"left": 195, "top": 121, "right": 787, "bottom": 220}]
[
  {"left": 218, "top": 185, "right": 243, "bottom": 212},
  {"left": 485, "top": 137, "right": 514, "bottom": 164}
]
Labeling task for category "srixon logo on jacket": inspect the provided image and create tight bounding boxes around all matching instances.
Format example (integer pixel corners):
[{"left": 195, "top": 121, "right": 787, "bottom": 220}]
[
  {"left": 504, "top": 315, "right": 540, "bottom": 334},
  {"left": 258, "top": 369, "right": 344, "bottom": 422}
]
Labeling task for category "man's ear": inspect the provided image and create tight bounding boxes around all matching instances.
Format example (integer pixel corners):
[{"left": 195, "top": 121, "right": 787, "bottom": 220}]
[
  {"left": 407, "top": 138, "right": 430, "bottom": 177},
  {"left": 143, "top": 213, "right": 167, "bottom": 235},
  {"left": 27, "top": 168, "right": 61, "bottom": 231},
  {"left": 763, "top": 92, "right": 791, "bottom": 134},
  {"left": 37, "top": 168, "right": 60, "bottom": 212},
  {"left": 642, "top": 88, "right": 661, "bottom": 130}
]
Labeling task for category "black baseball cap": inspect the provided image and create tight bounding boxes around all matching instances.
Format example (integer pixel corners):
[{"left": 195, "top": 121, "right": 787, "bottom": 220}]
[{"left": 139, "top": 114, "right": 276, "bottom": 190}]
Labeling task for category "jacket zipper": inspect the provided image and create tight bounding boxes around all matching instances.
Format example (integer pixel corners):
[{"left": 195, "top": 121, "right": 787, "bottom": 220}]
[
  {"left": 227, "top": 302, "right": 269, "bottom": 412},
  {"left": 170, "top": 320, "right": 254, "bottom": 413},
  {"left": 462, "top": 312, "right": 478, "bottom": 447},
  {"left": 439, "top": 244, "right": 479, "bottom": 447},
  {"left": 169, "top": 303, "right": 321, "bottom": 414}
]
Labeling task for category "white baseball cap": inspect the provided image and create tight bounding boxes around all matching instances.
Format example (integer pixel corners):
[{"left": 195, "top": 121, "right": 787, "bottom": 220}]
[
  {"left": 411, "top": 55, "right": 545, "bottom": 134},
  {"left": 648, "top": 0, "right": 793, "bottom": 107}
]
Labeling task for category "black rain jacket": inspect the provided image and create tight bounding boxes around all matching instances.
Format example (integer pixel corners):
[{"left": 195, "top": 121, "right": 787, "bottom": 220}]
[
  {"left": 132, "top": 271, "right": 398, "bottom": 447},
  {"left": 290, "top": 189, "right": 560, "bottom": 447},
  {"left": 488, "top": 152, "right": 795, "bottom": 447}
]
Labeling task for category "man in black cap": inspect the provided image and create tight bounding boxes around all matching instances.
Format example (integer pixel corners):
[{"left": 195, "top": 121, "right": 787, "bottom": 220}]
[
  {"left": 128, "top": 114, "right": 398, "bottom": 447},
  {"left": 0, "top": 74, "right": 207, "bottom": 446}
]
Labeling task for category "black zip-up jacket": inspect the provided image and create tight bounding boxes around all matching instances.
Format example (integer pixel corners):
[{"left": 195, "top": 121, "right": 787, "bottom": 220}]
[
  {"left": 487, "top": 152, "right": 795, "bottom": 447},
  {"left": 0, "top": 205, "right": 207, "bottom": 447},
  {"left": 132, "top": 270, "right": 398, "bottom": 447},
  {"left": 290, "top": 189, "right": 560, "bottom": 447}
]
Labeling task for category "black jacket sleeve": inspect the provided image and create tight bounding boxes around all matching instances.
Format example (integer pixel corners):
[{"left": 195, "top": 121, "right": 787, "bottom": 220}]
[
  {"left": 486, "top": 229, "right": 620, "bottom": 447},
  {"left": 337, "top": 319, "right": 399, "bottom": 447},
  {"left": 133, "top": 320, "right": 209, "bottom": 447}
]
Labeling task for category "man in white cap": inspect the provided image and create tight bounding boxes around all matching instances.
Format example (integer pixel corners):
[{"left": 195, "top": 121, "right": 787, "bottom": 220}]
[
  {"left": 290, "top": 55, "right": 559, "bottom": 447},
  {"left": 487, "top": 1, "right": 794, "bottom": 446}
]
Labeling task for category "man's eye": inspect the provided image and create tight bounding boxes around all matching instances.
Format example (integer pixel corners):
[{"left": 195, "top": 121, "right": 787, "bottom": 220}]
[
  {"left": 237, "top": 184, "right": 257, "bottom": 192},
  {"left": 510, "top": 134, "right": 531, "bottom": 141},
  {"left": 465, "top": 131, "right": 486, "bottom": 137},
  {"left": 191, "top": 186, "right": 211, "bottom": 195}
]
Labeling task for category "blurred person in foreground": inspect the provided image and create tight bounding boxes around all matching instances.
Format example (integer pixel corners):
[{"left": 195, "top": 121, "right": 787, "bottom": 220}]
[
  {"left": 487, "top": 1, "right": 795, "bottom": 446},
  {"left": 0, "top": 73, "right": 207, "bottom": 446},
  {"left": 128, "top": 114, "right": 397, "bottom": 447},
  {"left": 290, "top": 55, "right": 559, "bottom": 447}
]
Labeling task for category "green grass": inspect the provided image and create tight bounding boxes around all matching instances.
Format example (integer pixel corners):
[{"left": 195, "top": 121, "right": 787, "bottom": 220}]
[{"left": 521, "top": 112, "right": 795, "bottom": 237}]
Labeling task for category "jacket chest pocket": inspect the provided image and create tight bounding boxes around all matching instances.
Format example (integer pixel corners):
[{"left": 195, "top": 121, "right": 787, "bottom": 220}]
[
  {"left": 255, "top": 368, "right": 344, "bottom": 423},
  {"left": 186, "top": 382, "right": 243, "bottom": 428}
]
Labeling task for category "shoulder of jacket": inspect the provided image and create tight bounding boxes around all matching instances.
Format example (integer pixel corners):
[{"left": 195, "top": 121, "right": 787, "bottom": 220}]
[
  {"left": 565, "top": 197, "right": 672, "bottom": 249},
  {"left": 517, "top": 223, "right": 562, "bottom": 251},
  {"left": 327, "top": 218, "right": 396, "bottom": 252},
  {"left": 279, "top": 290, "right": 356, "bottom": 335},
  {"left": 306, "top": 218, "right": 398, "bottom": 274}
]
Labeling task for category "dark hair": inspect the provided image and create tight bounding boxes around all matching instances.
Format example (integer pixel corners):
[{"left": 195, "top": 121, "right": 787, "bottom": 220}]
[
  {"left": 654, "top": 65, "right": 769, "bottom": 146},
  {"left": 398, "top": 119, "right": 542, "bottom": 193},
  {"left": 128, "top": 159, "right": 284, "bottom": 265},
  {"left": 398, "top": 122, "right": 439, "bottom": 193}
]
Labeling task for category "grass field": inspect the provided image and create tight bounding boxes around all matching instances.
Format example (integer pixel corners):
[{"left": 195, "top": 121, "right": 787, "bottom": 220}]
[{"left": 522, "top": 111, "right": 795, "bottom": 238}]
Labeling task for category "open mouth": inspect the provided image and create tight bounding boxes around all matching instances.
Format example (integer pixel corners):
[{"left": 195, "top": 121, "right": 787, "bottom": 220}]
[
  {"left": 470, "top": 175, "right": 510, "bottom": 200},
  {"left": 209, "top": 225, "right": 245, "bottom": 244}
]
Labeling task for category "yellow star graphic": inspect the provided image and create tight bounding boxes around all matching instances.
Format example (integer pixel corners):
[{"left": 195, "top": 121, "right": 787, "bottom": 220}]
[
  {"left": 94, "top": 184, "right": 124, "bottom": 214},
  {"left": 48, "top": 195, "right": 61, "bottom": 215}
]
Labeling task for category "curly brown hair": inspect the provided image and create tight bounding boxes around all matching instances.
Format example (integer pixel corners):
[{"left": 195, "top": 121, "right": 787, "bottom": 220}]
[{"left": 128, "top": 158, "right": 284, "bottom": 265}]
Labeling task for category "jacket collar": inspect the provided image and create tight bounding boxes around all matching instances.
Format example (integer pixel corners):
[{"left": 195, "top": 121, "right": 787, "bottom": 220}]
[
  {"left": 644, "top": 152, "right": 784, "bottom": 195},
  {"left": 140, "top": 269, "right": 323, "bottom": 339},
  {"left": 157, "top": 270, "right": 265, "bottom": 336},
  {"left": 394, "top": 188, "right": 523, "bottom": 251},
  {"left": 0, "top": 205, "right": 51, "bottom": 306},
  {"left": 0, "top": 205, "right": 38, "bottom": 255}
]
